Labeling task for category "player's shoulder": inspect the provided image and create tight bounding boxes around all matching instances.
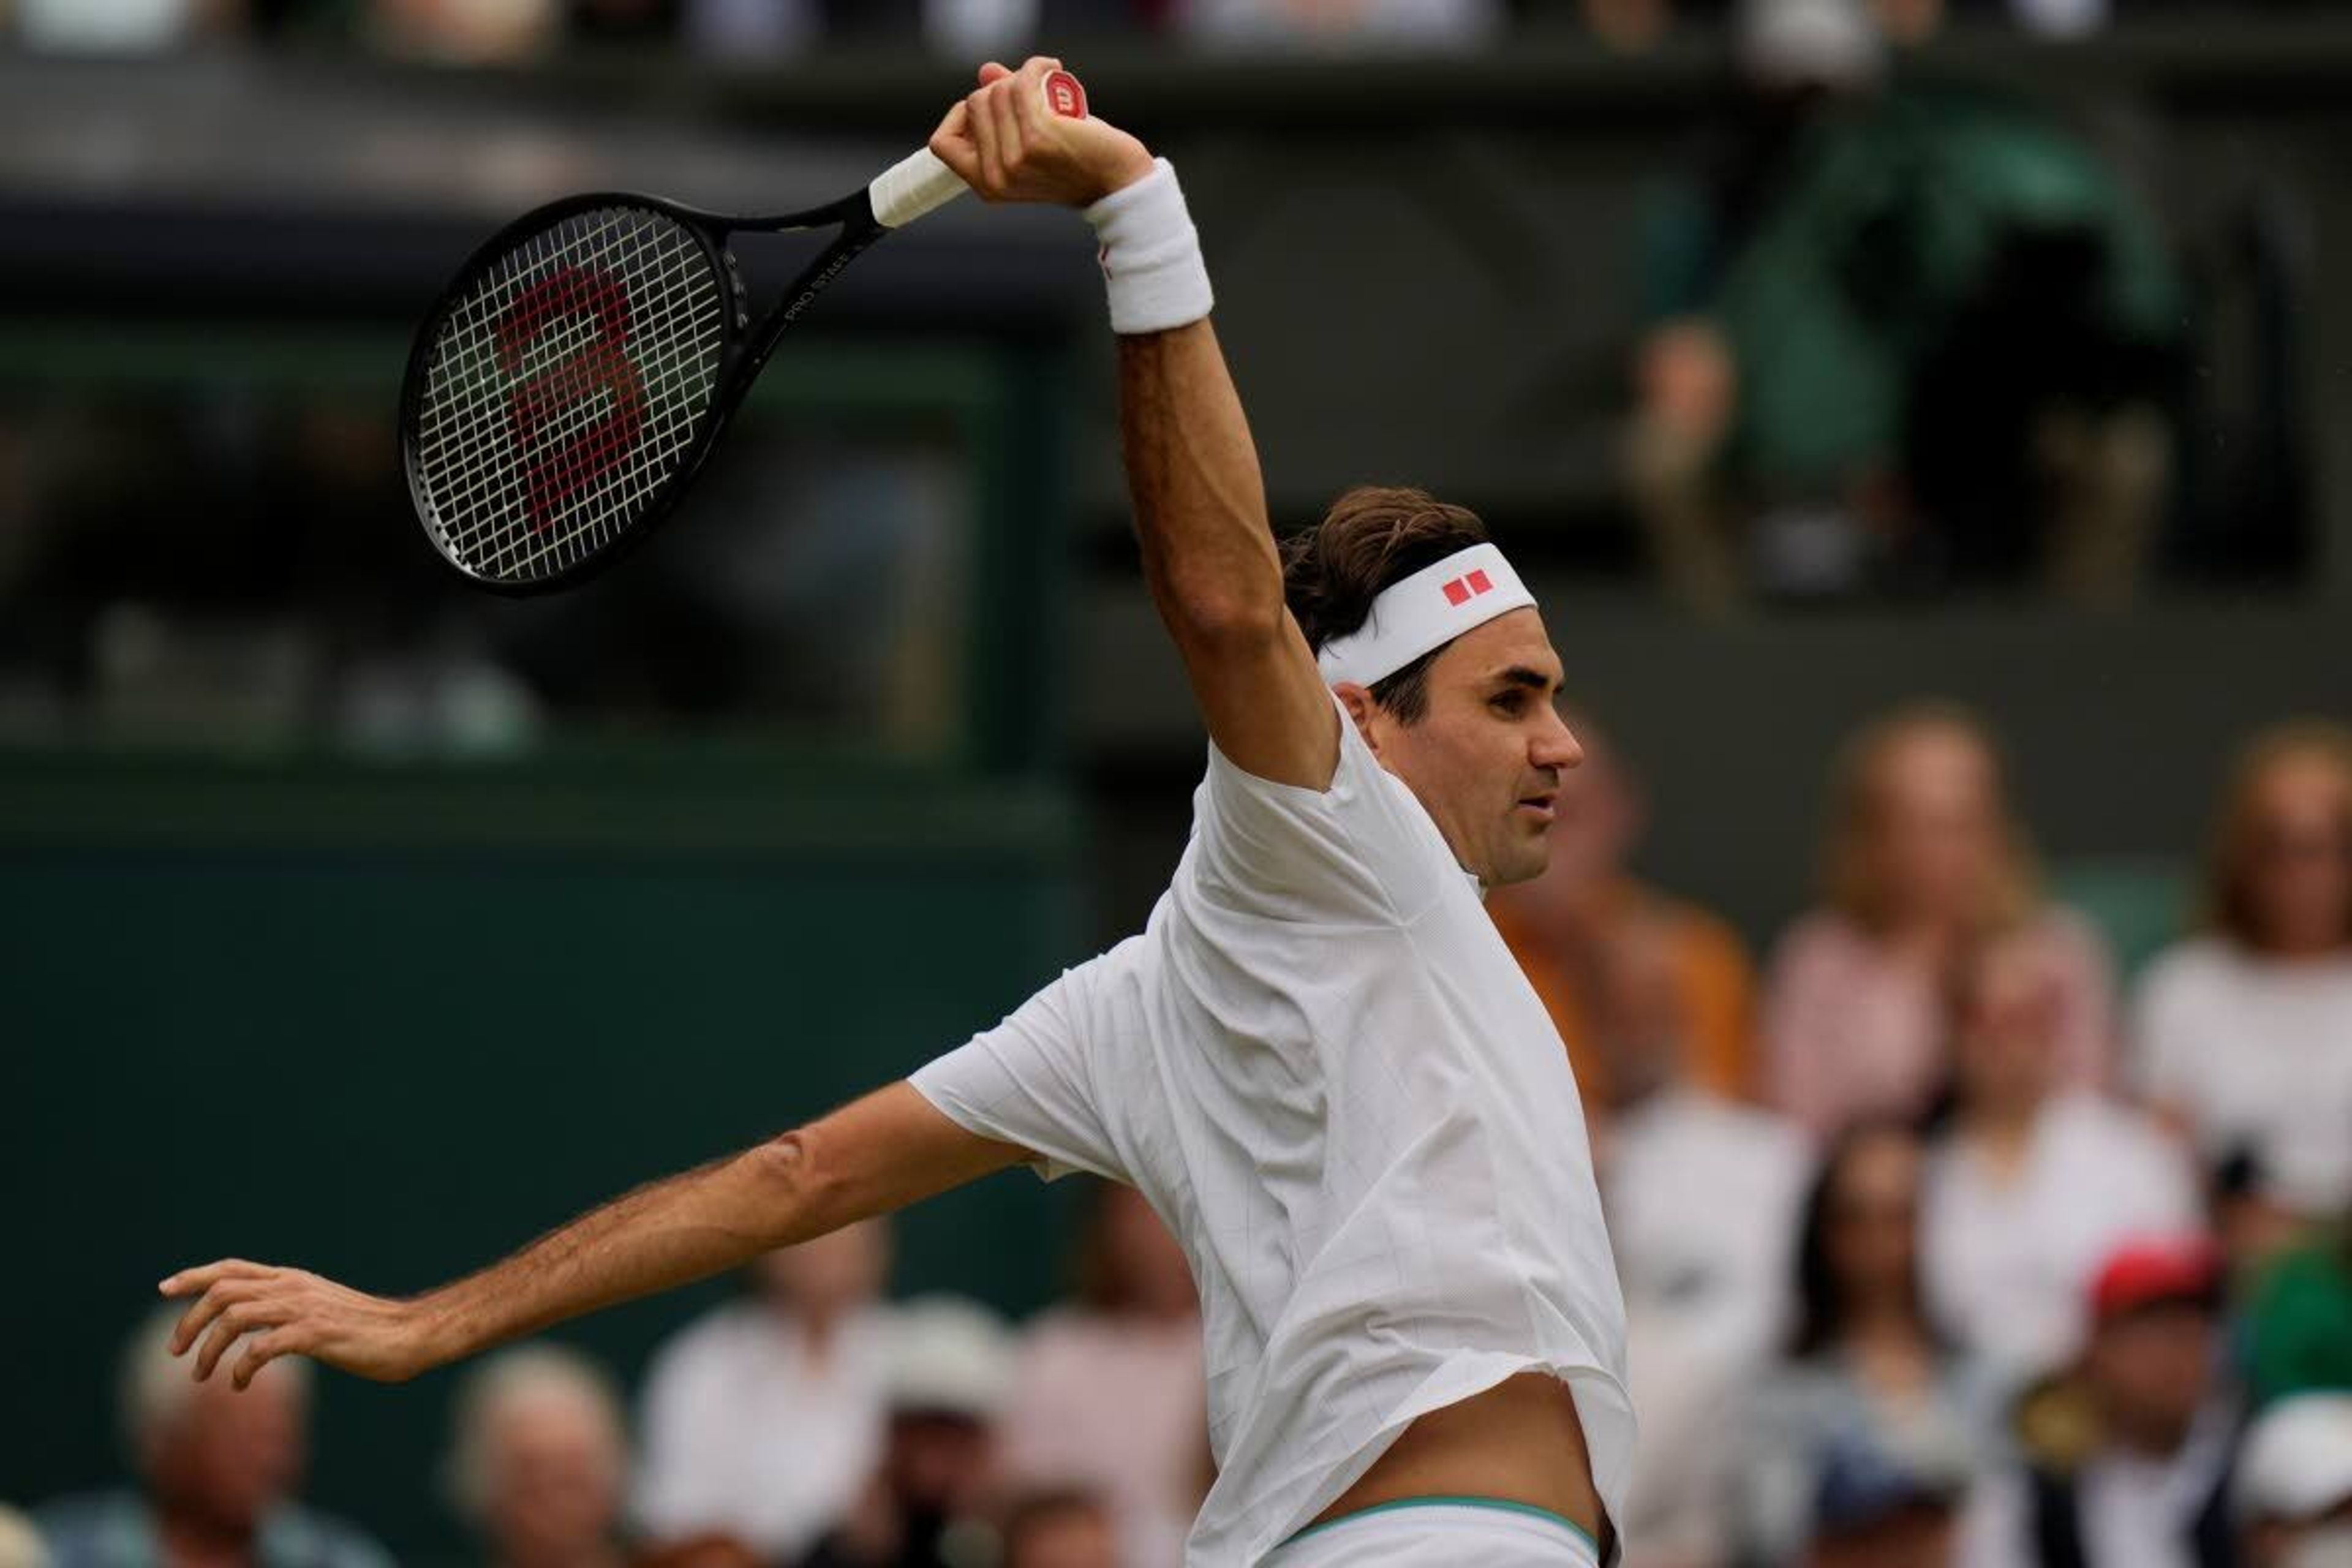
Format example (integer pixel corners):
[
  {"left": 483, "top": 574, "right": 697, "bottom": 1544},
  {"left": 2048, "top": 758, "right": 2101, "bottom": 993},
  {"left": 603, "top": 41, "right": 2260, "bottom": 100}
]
[{"left": 2134, "top": 934, "right": 2237, "bottom": 1001}]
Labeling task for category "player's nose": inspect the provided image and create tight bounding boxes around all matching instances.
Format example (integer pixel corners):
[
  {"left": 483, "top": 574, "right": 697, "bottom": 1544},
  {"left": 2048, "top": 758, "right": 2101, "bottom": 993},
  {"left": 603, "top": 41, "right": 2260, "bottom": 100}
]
[{"left": 1532, "top": 707, "right": 1583, "bottom": 772}]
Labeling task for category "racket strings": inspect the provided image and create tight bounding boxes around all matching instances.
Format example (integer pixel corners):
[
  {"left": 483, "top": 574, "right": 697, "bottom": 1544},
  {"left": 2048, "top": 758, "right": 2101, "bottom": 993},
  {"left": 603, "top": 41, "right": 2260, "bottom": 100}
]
[{"left": 412, "top": 205, "right": 728, "bottom": 585}]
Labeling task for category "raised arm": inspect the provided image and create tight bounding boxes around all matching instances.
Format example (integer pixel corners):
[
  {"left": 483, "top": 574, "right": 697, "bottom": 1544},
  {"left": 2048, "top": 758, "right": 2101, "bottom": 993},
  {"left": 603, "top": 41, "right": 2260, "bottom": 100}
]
[
  {"left": 932, "top": 58, "right": 1337, "bottom": 788},
  {"left": 159, "top": 1083, "right": 1021, "bottom": 1390}
]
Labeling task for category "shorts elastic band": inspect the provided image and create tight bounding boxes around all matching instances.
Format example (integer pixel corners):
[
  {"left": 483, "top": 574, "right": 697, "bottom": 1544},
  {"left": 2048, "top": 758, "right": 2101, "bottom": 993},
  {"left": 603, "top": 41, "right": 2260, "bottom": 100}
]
[{"left": 1280, "top": 1495, "right": 1599, "bottom": 1555}]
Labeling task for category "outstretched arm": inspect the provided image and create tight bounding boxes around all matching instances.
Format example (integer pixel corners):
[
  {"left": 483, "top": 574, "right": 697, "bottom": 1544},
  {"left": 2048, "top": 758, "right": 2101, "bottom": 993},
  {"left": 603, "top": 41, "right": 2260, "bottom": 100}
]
[
  {"left": 159, "top": 1082, "right": 1022, "bottom": 1390},
  {"left": 932, "top": 58, "right": 1337, "bottom": 789}
]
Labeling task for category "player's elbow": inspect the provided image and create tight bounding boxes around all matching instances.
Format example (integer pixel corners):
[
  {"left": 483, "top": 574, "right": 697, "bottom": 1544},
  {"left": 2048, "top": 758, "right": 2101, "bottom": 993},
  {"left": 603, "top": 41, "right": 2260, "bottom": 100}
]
[
  {"left": 1163, "top": 583, "right": 1286, "bottom": 657},
  {"left": 746, "top": 1126, "right": 851, "bottom": 1245}
]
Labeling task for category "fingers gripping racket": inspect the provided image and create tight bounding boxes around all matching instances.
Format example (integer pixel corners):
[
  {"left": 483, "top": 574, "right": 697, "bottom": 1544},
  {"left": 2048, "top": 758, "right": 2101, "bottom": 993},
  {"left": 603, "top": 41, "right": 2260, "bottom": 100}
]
[{"left": 400, "top": 69, "right": 1088, "bottom": 594}]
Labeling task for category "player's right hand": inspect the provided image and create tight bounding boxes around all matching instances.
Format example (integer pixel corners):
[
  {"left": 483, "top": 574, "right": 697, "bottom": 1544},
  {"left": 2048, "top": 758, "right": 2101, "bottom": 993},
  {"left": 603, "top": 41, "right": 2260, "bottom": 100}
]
[
  {"left": 930, "top": 56, "right": 1155, "bottom": 209},
  {"left": 158, "top": 1259, "right": 440, "bottom": 1391}
]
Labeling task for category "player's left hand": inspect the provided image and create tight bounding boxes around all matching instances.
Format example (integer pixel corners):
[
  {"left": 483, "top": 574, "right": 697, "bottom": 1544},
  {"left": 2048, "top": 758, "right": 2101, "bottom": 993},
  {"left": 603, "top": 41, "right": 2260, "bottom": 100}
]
[
  {"left": 158, "top": 1259, "right": 439, "bottom": 1390},
  {"left": 930, "top": 56, "right": 1155, "bottom": 208}
]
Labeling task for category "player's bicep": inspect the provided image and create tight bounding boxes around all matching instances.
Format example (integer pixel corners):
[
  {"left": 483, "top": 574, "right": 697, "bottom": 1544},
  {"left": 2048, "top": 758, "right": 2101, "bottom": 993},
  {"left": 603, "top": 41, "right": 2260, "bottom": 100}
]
[
  {"left": 1169, "top": 607, "right": 1339, "bottom": 792},
  {"left": 793, "top": 1082, "right": 1030, "bottom": 1238}
]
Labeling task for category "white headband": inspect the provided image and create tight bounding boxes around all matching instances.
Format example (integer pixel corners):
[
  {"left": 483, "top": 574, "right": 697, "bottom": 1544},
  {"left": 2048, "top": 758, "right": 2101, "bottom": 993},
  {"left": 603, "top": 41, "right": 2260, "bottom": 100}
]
[{"left": 1313, "top": 543, "right": 1536, "bottom": 688}]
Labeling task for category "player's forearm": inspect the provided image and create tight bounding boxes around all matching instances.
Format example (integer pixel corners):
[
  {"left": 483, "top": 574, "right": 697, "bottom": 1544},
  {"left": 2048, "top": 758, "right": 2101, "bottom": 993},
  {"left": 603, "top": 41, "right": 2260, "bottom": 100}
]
[
  {"left": 1118, "top": 321, "right": 1284, "bottom": 644},
  {"left": 410, "top": 1134, "right": 822, "bottom": 1369}
]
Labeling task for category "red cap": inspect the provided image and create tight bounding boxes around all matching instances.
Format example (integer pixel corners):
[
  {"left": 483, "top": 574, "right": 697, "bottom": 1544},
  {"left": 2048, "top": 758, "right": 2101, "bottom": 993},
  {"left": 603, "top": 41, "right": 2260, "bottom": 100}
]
[{"left": 2089, "top": 1235, "right": 2223, "bottom": 1322}]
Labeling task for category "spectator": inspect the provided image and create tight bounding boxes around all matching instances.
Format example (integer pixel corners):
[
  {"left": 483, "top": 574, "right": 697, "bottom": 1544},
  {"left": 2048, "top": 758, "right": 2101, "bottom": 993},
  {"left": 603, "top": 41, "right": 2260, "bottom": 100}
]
[
  {"left": 1176, "top": 0, "right": 1502, "bottom": 51},
  {"left": 1764, "top": 703, "right": 2117, "bottom": 1137},
  {"left": 997, "top": 1183, "right": 1202, "bottom": 1568},
  {"left": 2233, "top": 1395, "right": 2352, "bottom": 1568},
  {"left": 1923, "top": 935, "right": 2199, "bottom": 1382},
  {"left": 1624, "top": 0, "right": 2184, "bottom": 610},
  {"left": 0, "top": 1507, "right": 50, "bottom": 1568},
  {"left": 2244, "top": 1219, "right": 2352, "bottom": 1407},
  {"left": 1585, "top": 914, "right": 1808, "bottom": 1564},
  {"left": 2135, "top": 721, "right": 2352, "bottom": 1225},
  {"left": 36, "top": 1310, "right": 393, "bottom": 1568},
  {"left": 1734, "top": 1122, "right": 1988, "bottom": 1568},
  {"left": 447, "top": 1344, "right": 631, "bottom": 1568},
  {"left": 635, "top": 1220, "right": 895, "bottom": 1563},
  {"left": 802, "top": 1295, "right": 1017, "bottom": 1568},
  {"left": 1490, "top": 709, "right": 1760, "bottom": 1110},
  {"left": 1956, "top": 1236, "right": 2244, "bottom": 1568},
  {"left": 999, "top": 1490, "right": 1122, "bottom": 1568}
]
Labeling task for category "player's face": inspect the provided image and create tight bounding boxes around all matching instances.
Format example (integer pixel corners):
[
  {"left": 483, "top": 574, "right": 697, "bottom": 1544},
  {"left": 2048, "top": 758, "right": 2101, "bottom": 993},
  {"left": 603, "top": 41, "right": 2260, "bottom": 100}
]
[{"left": 1356, "top": 608, "right": 1583, "bottom": 888}]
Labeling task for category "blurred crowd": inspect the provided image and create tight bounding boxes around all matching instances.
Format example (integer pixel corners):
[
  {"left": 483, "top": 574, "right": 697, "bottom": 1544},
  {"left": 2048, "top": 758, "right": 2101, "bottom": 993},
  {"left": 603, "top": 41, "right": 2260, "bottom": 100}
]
[
  {"left": 0, "top": 0, "right": 2327, "bottom": 62},
  {"left": 4, "top": 703, "right": 2349, "bottom": 1568}
]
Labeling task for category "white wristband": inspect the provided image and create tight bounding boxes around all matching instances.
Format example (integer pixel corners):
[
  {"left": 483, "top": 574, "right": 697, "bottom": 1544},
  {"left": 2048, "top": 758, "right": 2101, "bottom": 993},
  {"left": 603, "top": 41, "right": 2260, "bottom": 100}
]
[{"left": 1084, "top": 158, "right": 1213, "bottom": 336}]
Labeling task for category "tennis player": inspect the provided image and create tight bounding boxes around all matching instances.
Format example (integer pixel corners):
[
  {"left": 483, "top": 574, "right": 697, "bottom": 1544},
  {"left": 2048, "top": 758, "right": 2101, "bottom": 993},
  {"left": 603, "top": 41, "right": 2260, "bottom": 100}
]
[{"left": 160, "top": 58, "right": 1632, "bottom": 1567}]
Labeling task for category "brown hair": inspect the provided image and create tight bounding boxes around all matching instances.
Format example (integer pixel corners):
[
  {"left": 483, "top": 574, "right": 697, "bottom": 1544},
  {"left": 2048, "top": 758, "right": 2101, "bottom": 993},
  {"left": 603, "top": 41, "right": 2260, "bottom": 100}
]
[
  {"left": 1820, "top": 700, "right": 2039, "bottom": 935},
  {"left": 2199, "top": 718, "right": 2352, "bottom": 951},
  {"left": 1280, "top": 484, "right": 1490, "bottom": 723}
]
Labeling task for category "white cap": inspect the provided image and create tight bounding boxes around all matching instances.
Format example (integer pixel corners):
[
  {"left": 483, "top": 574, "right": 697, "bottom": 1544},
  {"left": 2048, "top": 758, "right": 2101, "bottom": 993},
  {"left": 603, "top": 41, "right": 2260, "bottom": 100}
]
[
  {"left": 2237, "top": 1395, "right": 2352, "bottom": 1523},
  {"left": 883, "top": 1295, "right": 1016, "bottom": 1420}
]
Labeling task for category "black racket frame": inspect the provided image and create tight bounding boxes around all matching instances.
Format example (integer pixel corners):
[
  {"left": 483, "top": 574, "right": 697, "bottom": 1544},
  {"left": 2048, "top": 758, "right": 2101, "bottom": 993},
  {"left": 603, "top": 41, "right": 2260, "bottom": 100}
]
[{"left": 399, "top": 186, "right": 892, "bottom": 596}]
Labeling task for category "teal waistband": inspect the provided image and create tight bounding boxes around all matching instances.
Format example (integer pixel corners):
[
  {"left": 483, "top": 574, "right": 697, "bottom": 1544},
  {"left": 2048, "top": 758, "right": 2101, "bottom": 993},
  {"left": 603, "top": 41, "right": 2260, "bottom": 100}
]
[{"left": 1279, "top": 1495, "right": 1597, "bottom": 1555}]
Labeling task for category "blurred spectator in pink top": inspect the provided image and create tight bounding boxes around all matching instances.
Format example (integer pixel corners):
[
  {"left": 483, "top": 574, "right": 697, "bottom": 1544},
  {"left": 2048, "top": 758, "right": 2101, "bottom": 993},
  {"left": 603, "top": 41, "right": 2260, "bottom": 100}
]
[
  {"left": 998, "top": 1183, "right": 1205, "bottom": 1568},
  {"left": 1763, "top": 702, "right": 2118, "bottom": 1137}
]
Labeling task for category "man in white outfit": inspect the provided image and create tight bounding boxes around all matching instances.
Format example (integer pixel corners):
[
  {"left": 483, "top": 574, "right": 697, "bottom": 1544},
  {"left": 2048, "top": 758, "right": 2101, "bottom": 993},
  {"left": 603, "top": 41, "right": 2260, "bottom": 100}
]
[{"left": 158, "top": 57, "right": 1632, "bottom": 1567}]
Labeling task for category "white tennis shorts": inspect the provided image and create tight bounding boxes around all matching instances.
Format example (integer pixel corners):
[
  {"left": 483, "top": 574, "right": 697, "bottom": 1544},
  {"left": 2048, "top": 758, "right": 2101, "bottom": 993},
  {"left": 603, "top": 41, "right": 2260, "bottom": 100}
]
[{"left": 1268, "top": 1499, "right": 1602, "bottom": 1567}]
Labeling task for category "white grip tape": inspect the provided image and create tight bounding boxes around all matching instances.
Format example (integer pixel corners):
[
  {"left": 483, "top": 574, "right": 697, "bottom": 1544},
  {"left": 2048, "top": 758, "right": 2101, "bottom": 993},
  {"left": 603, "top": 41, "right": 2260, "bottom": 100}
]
[
  {"left": 868, "top": 148, "right": 968, "bottom": 230},
  {"left": 1085, "top": 159, "right": 1213, "bottom": 335}
]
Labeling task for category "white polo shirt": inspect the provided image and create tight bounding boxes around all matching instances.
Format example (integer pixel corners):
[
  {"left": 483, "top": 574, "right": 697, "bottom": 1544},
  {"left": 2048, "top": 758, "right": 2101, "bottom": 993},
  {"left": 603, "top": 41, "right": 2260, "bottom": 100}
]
[{"left": 912, "top": 701, "right": 1633, "bottom": 1567}]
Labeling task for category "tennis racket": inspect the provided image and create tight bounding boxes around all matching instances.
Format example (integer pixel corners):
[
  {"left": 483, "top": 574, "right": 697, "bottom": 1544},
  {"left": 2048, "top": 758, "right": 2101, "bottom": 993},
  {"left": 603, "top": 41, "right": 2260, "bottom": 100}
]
[{"left": 399, "top": 68, "right": 1088, "bottom": 594}]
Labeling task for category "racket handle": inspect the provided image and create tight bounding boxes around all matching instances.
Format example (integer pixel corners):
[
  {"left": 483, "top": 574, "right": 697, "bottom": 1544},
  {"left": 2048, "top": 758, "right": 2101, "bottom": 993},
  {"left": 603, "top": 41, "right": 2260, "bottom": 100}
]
[{"left": 869, "top": 68, "right": 1090, "bottom": 230}]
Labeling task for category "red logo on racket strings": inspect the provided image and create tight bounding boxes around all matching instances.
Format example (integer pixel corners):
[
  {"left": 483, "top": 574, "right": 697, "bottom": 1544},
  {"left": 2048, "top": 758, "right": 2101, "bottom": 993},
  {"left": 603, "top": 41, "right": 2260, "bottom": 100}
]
[
  {"left": 496, "top": 266, "right": 647, "bottom": 535},
  {"left": 1440, "top": 568, "right": 1494, "bottom": 606}
]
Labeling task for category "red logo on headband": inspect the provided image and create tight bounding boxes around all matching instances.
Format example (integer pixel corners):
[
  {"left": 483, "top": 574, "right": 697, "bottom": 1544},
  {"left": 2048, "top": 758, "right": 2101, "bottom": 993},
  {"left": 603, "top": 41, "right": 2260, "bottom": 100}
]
[{"left": 1441, "top": 569, "right": 1495, "bottom": 606}]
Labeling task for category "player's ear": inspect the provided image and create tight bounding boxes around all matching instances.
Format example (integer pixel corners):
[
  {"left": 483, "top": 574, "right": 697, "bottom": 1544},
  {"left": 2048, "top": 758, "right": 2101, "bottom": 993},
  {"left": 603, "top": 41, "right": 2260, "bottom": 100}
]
[{"left": 1334, "top": 683, "right": 1384, "bottom": 755}]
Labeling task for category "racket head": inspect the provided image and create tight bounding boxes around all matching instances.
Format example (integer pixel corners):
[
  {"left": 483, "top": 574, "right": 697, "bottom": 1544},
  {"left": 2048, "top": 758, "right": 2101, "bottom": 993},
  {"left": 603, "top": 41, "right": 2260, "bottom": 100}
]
[{"left": 400, "top": 194, "right": 743, "bottom": 594}]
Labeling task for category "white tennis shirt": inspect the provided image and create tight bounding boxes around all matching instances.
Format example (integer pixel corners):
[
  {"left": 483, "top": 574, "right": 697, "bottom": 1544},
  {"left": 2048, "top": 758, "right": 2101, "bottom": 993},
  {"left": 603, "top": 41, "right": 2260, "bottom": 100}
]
[{"left": 911, "top": 700, "right": 1634, "bottom": 1566}]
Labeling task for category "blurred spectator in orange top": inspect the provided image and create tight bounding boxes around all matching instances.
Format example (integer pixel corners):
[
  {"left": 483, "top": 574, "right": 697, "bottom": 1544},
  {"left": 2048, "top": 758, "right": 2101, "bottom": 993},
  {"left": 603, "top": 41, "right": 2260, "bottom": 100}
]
[
  {"left": 998, "top": 1183, "right": 1203, "bottom": 1568},
  {"left": 2134, "top": 721, "right": 2352, "bottom": 1226},
  {"left": 447, "top": 1345, "right": 631, "bottom": 1568},
  {"left": 1490, "top": 708, "right": 1758, "bottom": 1112},
  {"left": 1000, "top": 1490, "right": 1123, "bottom": 1568},
  {"left": 1922, "top": 936, "right": 2198, "bottom": 1387},
  {"left": 1763, "top": 703, "right": 2117, "bottom": 1138},
  {"left": 636, "top": 1221, "right": 896, "bottom": 1564}
]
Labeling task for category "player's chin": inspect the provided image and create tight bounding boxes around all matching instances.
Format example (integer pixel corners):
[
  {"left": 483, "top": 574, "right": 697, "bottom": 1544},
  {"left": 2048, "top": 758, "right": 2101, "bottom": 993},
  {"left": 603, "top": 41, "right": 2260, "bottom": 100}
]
[{"left": 1489, "top": 828, "right": 1553, "bottom": 888}]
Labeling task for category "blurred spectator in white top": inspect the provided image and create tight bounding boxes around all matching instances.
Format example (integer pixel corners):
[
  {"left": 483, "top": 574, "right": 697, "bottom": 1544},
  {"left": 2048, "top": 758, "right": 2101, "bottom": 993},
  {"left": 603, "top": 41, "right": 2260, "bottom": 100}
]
[
  {"left": 802, "top": 1295, "right": 1017, "bottom": 1568},
  {"left": 12, "top": 0, "right": 228, "bottom": 50},
  {"left": 998, "top": 1183, "right": 1204, "bottom": 1568},
  {"left": 1958, "top": 1235, "right": 2243, "bottom": 1568},
  {"left": 1765, "top": 703, "right": 2117, "bottom": 1137},
  {"left": 2135, "top": 721, "right": 2352, "bottom": 1226},
  {"left": 1588, "top": 914, "right": 1809, "bottom": 1566},
  {"left": 998, "top": 1489, "right": 1123, "bottom": 1568},
  {"left": 1733, "top": 1121, "right": 1990, "bottom": 1568},
  {"left": 1923, "top": 935, "right": 2199, "bottom": 1385},
  {"left": 35, "top": 1310, "right": 394, "bottom": 1568},
  {"left": 635, "top": 1220, "right": 895, "bottom": 1564},
  {"left": 2234, "top": 1395, "right": 2352, "bottom": 1568},
  {"left": 0, "top": 1506, "right": 50, "bottom": 1568},
  {"left": 446, "top": 1344, "right": 630, "bottom": 1568},
  {"left": 1177, "top": 0, "right": 1501, "bottom": 53}
]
